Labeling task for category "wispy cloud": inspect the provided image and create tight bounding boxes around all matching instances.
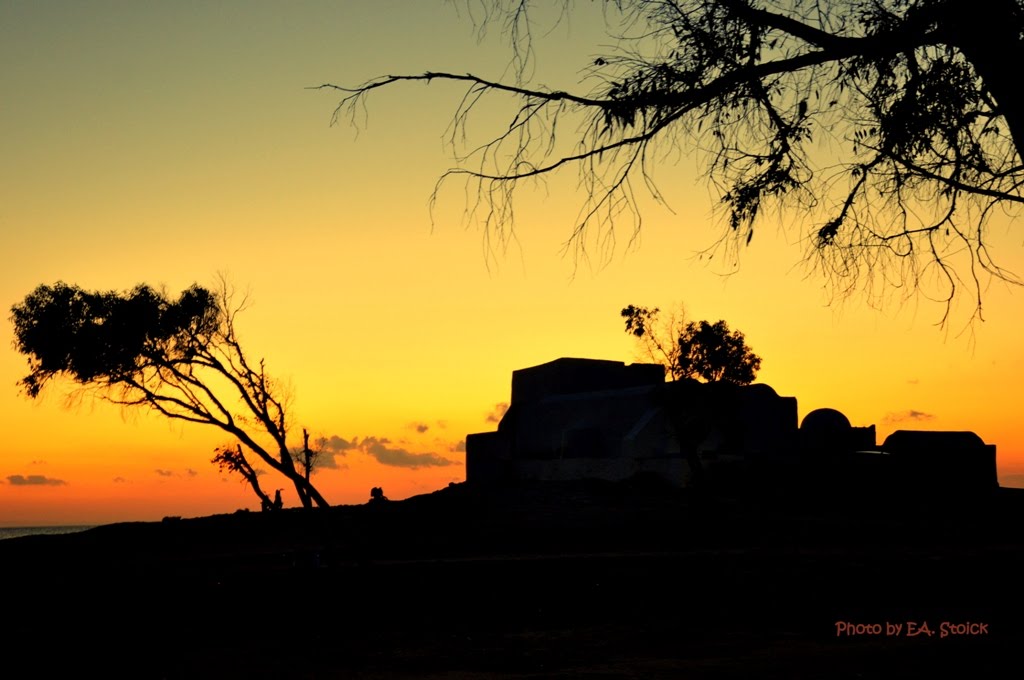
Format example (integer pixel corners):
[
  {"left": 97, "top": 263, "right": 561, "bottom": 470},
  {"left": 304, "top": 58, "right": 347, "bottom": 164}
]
[
  {"left": 883, "top": 409, "right": 935, "bottom": 424},
  {"left": 154, "top": 469, "right": 197, "bottom": 479},
  {"left": 408, "top": 422, "right": 430, "bottom": 434},
  {"left": 6, "top": 474, "right": 66, "bottom": 486},
  {"left": 317, "top": 434, "right": 459, "bottom": 469},
  {"left": 311, "top": 435, "right": 352, "bottom": 469},
  {"left": 451, "top": 439, "right": 466, "bottom": 453},
  {"left": 357, "top": 436, "right": 456, "bottom": 469},
  {"left": 485, "top": 402, "right": 509, "bottom": 423}
]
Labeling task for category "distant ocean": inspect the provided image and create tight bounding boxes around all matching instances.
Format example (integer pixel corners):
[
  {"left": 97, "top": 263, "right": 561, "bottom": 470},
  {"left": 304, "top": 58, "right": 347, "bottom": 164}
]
[{"left": 0, "top": 525, "right": 96, "bottom": 541}]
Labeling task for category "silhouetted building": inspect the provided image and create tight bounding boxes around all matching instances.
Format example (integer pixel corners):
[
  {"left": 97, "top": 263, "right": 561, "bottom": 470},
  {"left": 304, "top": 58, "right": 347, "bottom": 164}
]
[
  {"left": 466, "top": 357, "right": 798, "bottom": 487},
  {"left": 800, "top": 408, "right": 876, "bottom": 455},
  {"left": 467, "top": 358, "right": 681, "bottom": 484},
  {"left": 466, "top": 357, "right": 1000, "bottom": 497},
  {"left": 880, "top": 430, "right": 998, "bottom": 494}
]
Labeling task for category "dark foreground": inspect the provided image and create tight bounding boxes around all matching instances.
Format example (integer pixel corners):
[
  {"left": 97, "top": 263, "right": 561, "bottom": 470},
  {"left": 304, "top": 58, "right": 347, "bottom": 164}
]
[{"left": 4, "top": 480, "right": 1023, "bottom": 679}]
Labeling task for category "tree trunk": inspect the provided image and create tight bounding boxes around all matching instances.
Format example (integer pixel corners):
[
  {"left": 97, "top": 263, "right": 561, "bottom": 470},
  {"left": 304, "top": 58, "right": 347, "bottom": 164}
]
[
  {"left": 276, "top": 445, "right": 315, "bottom": 509},
  {"left": 280, "top": 456, "right": 330, "bottom": 509}
]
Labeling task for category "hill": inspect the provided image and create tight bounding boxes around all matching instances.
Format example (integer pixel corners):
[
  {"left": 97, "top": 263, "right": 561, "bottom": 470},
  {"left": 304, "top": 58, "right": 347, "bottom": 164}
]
[{"left": 4, "top": 479, "right": 1023, "bottom": 679}]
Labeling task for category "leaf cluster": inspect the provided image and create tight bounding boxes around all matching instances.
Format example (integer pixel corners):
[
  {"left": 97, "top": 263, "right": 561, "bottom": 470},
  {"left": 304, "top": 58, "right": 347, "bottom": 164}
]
[
  {"left": 622, "top": 304, "right": 761, "bottom": 384},
  {"left": 676, "top": 319, "right": 762, "bottom": 384},
  {"left": 9, "top": 280, "right": 330, "bottom": 509},
  {"left": 11, "top": 282, "right": 219, "bottom": 398}
]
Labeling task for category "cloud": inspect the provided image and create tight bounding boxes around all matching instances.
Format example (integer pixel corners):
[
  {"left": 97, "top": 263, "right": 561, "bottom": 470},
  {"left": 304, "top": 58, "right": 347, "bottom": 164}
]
[
  {"left": 883, "top": 409, "right": 935, "bottom": 424},
  {"left": 113, "top": 477, "right": 126, "bottom": 483},
  {"left": 356, "top": 436, "right": 457, "bottom": 469},
  {"left": 436, "top": 420, "right": 448, "bottom": 429},
  {"left": 485, "top": 402, "right": 509, "bottom": 423},
  {"left": 370, "top": 447, "right": 454, "bottom": 469},
  {"left": 314, "top": 434, "right": 459, "bottom": 469},
  {"left": 153, "top": 468, "right": 198, "bottom": 479},
  {"left": 319, "top": 435, "right": 352, "bottom": 450},
  {"left": 7, "top": 474, "right": 66, "bottom": 486},
  {"left": 452, "top": 439, "right": 466, "bottom": 452},
  {"left": 312, "top": 435, "right": 353, "bottom": 470},
  {"left": 409, "top": 422, "right": 430, "bottom": 434}
]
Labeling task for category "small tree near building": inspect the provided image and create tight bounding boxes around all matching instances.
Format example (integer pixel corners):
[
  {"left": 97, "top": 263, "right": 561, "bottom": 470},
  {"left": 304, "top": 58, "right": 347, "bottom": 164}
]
[{"left": 622, "top": 304, "right": 761, "bottom": 384}]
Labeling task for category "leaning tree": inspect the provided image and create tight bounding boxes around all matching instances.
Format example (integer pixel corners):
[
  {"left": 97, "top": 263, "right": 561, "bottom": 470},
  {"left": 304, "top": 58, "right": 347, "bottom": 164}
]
[
  {"left": 318, "top": 0, "right": 1024, "bottom": 323},
  {"left": 10, "top": 280, "right": 329, "bottom": 509}
]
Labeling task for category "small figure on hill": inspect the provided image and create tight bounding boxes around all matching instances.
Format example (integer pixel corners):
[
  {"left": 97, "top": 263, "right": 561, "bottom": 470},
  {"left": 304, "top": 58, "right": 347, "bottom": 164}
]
[
  {"left": 273, "top": 489, "right": 283, "bottom": 511},
  {"left": 369, "top": 486, "right": 389, "bottom": 504}
]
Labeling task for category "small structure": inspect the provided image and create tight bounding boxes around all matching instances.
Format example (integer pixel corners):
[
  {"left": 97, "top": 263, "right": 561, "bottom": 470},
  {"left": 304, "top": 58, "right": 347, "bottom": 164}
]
[{"left": 466, "top": 357, "right": 999, "bottom": 497}]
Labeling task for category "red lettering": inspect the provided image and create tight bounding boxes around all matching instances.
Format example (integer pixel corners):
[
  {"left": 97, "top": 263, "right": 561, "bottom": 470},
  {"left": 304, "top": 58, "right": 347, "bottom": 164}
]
[
  {"left": 941, "top": 621, "right": 990, "bottom": 637},
  {"left": 835, "top": 622, "right": 883, "bottom": 636},
  {"left": 907, "top": 621, "right": 933, "bottom": 637}
]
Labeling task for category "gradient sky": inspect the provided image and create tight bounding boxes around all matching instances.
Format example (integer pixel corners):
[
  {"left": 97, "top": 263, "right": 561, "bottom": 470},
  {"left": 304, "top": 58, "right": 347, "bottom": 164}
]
[{"left": 3, "top": 1, "right": 1023, "bottom": 526}]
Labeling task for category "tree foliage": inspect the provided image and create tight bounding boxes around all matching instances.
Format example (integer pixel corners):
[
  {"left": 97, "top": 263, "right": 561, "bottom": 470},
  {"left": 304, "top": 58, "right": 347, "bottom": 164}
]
[
  {"left": 320, "top": 0, "right": 1024, "bottom": 322},
  {"left": 10, "top": 280, "right": 329, "bottom": 509},
  {"left": 622, "top": 304, "right": 761, "bottom": 383}
]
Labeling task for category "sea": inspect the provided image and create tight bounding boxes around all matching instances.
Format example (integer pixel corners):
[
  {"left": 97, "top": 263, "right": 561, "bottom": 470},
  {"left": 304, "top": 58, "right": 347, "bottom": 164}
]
[{"left": 0, "top": 525, "right": 97, "bottom": 541}]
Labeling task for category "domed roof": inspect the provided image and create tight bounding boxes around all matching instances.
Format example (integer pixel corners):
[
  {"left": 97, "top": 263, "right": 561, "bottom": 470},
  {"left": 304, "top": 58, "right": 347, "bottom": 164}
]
[
  {"left": 800, "top": 408, "right": 852, "bottom": 433},
  {"left": 742, "top": 383, "right": 779, "bottom": 399}
]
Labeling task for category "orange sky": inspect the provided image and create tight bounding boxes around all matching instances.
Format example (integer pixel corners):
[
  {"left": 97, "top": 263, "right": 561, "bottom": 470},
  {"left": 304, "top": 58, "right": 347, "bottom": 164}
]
[{"left": 2, "top": 1, "right": 1023, "bottom": 526}]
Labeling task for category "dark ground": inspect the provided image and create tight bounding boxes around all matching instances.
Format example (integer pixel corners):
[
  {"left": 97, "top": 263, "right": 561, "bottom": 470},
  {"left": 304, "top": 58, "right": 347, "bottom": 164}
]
[{"left": 4, "top": 478, "right": 1023, "bottom": 679}]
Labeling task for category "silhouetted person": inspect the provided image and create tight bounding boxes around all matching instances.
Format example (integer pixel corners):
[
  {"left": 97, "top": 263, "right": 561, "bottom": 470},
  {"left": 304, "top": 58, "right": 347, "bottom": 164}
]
[
  {"left": 369, "top": 486, "right": 388, "bottom": 504},
  {"left": 273, "top": 489, "right": 283, "bottom": 511}
]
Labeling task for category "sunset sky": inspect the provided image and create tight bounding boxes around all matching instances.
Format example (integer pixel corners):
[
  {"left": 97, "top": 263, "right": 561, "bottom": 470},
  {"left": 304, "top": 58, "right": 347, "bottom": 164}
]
[{"left": 3, "top": 1, "right": 1023, "bottom": 527}]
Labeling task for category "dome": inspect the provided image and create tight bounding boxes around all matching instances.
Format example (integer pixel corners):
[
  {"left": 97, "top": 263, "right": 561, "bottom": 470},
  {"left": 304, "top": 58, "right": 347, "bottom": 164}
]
[
  {"left": 800, "top": 408, "right": 852, "bottom": 434},
  {"left": 743, "top": 383, "right": 779, "bottom": 399}
]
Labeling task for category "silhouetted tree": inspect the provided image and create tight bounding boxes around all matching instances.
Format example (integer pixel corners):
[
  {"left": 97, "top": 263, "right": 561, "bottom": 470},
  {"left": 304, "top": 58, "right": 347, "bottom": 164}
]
[
  {"left": 10, "top": 279, "right": 329, "bottom": 509},
  {"left": 292, "top": 428, "right": 325, "bottom": 486},
  {"left": 621, "top": 304, "right": 688, "bottom": 377},
  {"left": 320, "top": 0, "right": 1024, "bottom": 322},
  {"left": 622, "top": 304, "right": 761, "bottom": 383},
  {"left": 213, "top": 443, "right": 276, "bottom": 509}
]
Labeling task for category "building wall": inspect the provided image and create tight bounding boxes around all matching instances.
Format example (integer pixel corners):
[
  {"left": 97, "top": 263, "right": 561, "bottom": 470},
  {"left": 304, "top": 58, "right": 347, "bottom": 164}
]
[
  {"left": 881, "top": 431, "right": 998, "bottom": 494},
  {"left": 505, "top": 385, "right": 667, "bottom": 460},
  {"left": 510, "top": 358, "right": 665, "bottom": 404},
  {"left": 466, "top": 357, "right": 998, "bottom": 497}
]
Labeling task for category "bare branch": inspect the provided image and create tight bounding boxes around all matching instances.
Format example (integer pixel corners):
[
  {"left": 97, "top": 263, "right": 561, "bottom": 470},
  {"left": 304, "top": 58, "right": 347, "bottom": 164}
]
[{"left": 323, "top": 0, "right": 1024, "bottom": 325}]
